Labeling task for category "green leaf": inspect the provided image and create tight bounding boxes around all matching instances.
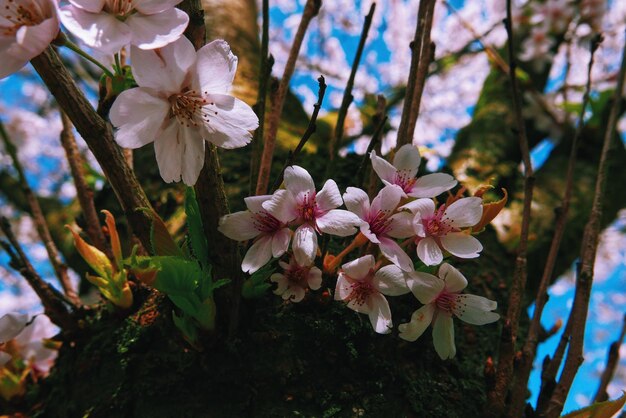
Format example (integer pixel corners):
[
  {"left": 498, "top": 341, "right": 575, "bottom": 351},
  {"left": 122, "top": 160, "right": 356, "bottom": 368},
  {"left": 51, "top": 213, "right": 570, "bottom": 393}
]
[
  {"left": 198, "top": 266, "right": 214, "bottom": 301},
  {"left": 151, "top": 256, "right": 203, "bottom": 317},
  {"left": 242, "top": 264, "right": 275, "bottom": 299},
  {"left": 562, "top": 392, "right": 626, "bottom": 418},
  {"left": 172, "top": 311, "right": 198, "bottom": 345},
  {"left": 184, "top": 187, "right": 209, "bottom": 269},
  {"left": 138, "top": 208, "right": 184, "bottom": 257}
]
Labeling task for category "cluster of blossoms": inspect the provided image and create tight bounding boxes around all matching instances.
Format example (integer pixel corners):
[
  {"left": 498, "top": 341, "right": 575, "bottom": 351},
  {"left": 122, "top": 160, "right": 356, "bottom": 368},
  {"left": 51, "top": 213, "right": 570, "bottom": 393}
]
[
  {"left": 1, "top": 0, "right": 259, "bottom": 186},
  {"left": 220, "top": 144, "right": 501, "bottom": 359}
]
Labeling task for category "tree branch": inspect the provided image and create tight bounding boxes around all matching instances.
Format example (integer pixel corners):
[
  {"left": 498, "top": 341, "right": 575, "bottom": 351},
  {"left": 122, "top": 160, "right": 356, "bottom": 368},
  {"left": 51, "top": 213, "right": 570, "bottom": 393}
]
[{"left": 593, "top": 314, "right": 626, "bottom": 403}]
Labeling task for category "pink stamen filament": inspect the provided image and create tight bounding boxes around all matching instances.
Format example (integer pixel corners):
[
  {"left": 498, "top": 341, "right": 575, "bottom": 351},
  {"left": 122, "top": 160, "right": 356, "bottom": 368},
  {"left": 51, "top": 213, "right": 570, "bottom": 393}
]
[
  {"left": 169, "top": 90, "right": 218, "bottom": 128},
  {"left": 345, "top": 271, "right": 375, "bottom": 306}
]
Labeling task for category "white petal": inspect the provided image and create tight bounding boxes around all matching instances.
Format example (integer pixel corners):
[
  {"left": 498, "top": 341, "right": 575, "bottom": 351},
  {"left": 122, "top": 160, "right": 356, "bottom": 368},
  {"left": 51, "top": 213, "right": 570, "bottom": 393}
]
[
  {"left": 284, "top": 165, "right": 315, "bottom": 198},
  {"left": 134, "top": 0, "right": 183, "bottom": 14},
  {"left": 378, "top": 238, "right": 414, "bottom": 272},
  {"left": 316, "top": 210, "right": 360, "bottom": 236},
  {"left": 316, "top": 179, "right": 343, "bottom": 212},
  {"left": 293, "top": 224, "right": 318, "bottom": 265},
  {"left": 199, "top": 95, "right": 257, "bottom": 149},
  {"left": 283, "top": 286, "right": 306, "bottom": 302},
  {"left": 400, "top": 198, "right": 435, "bottom": 216},
  {"left": 60, "top": 7, "right": 131, "bottom": 54},
  {"left": 392, "top": 144, "right": 421, "bottom": 178},
  {"left": 0, "top": 48, "right": 29, "bottom": 80},
  {"left": 110, "top": 88, "right": 169, "bottom": 148},
  {"left": 153, "top": 121, "right": 183, "bottom": 183},
  {"left": 438, "top": 263, "right": 468, "bottom": 293},
  {"left": 180, "top": 125, "right": 205, "bottom": 186},
  {"left": 244, "top": 195, "right": 271, "bottom": 213},
  {"left": 130, "top": 36, "right": 196, "bottom": 93},
  {"left": 261, "top": 190, "right": 297, "bottom": 224},
  {"left": 271, "top": 228, "right": 291, "bottom": 258},
  {"left": 241, "top": 235, "right": 273, "bottom": 273},
  {"left": 69, "top": 0, "right": 105, "bottom": 13},
  {"left": 444, "top": 197, "right": 483, "bottom": 228},
  {"left": 271, "top": 273, "right": 288, "bottom": 294},
  {"left": 343, "top": 187, "right": 370, "bottom": 220},
  {"left": 370, "top": 150, "right": 397, "bottom": 185},
  {"left": 440, "top": 233, "right": 483, "bottom": 259},
  {"left": 406, "top": 271, "right": 444, "bottom": 304},
  {"left": 373, "top": 264, "right": 411, "bottom": 296},
  {"left": 13, "top": 16, "right": 59, "bottom": 58},
  {"left": 218, "top": 211, "right": 259, "bottom": 241},
  {"left": 398, "top": 304, "right": 435, "bottom": 342},
  {"left": 433, "top": 313, "right": 456, "bottom": 360},
  {"left": 409, "top": 173, "right": 457, "bottom": 198},
  {"left": 416, "top": 237, "right": 443, "bottom": 266},
  {"left": 341, "top": 255, "right": 375, "bottom": 280},
  {"left": 126, "top": 8, "right": 188, "bottom": 50},
  {"left": 335, "top": 273, "right": 352, "bottom": 301},
  {"left": 370, "top": 184, "right": 403, "bottom": 214},
  {"left": 308, "top": 267, "right": 323, "bottom": 290},
  {"left": 386, "top": 211, "right": 415, "bottom": 239},
  {"left": 453, "top": 294, "right": 500, "bottom": 325},
  {"left": 367, "top": 293, "right": 392, "bottom": 334},
  {"left": 194, "top": 39, "right": 237, "bottom": 94},
  {"left": 0, "top": 312, "right": 29, "bottom": 343}
]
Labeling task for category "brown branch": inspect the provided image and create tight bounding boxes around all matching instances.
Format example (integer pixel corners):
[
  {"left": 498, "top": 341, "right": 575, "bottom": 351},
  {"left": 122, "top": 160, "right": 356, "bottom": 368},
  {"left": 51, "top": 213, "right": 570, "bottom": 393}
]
[
  {"left": 486, "top": 1, "right": 535, "bottom": 415},
  {"left": 272, "top": 75, "right": 327, "bottom": 192},
  {"left": 29, "top": 48, "right": 154, "bottom": 253},
  {"left": 326, "top": 3, "right": 376, "bottom": 172},
  {"left": 0, "top": 121, "right": 79, "bottom": 305},
  {"left": 255, "top": 0, "right": 321, "bottom": 195},
  {"left": 508, "top": 35, "right": 602, "bottom": 418},
  {"left": 536, "top": 319, "right": 572, "bottom": 412},
  {"left": 0, "top": 217, "right": 76, "bottom": 329},
  {"left": 357, "top": 95, "right": 387, "bottom": 188},
  {"left": 59, "top": 112, "right": 108, "bottom": 256},
  {"left": 396, "top": 0, "right": 436, "bottom": 147},
  {"left": 594, "top": 314, "right": 626, "bottom": 402},
  {"left": 542, "top": 31, "right": 626, "bottom": 418}
]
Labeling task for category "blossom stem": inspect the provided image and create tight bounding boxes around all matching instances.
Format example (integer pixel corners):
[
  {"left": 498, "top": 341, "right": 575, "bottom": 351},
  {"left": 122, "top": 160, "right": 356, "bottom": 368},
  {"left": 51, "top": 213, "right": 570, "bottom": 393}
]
[
  {"left": 62, "top": 39, "right": 114, "bottom": 78},
  {"left": 114, "top": 53, "right": 123, "bottom": 75}
]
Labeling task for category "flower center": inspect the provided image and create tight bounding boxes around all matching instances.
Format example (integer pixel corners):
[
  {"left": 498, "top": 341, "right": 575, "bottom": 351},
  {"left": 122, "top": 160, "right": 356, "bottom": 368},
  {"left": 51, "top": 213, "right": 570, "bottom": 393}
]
[
  {"left": 253, "top": 211, "right": 282, "bottom": 234},
  {"left": 345, "top": 272, "right": 375, "bottom": 306},
  {"left": 297, "top": 192, "right": 319, "bottom": 223},
  {"left": 367, "top": 210, "right": 392, "bottom": 237},
  {"left": 394, "top": 169, "right": 416, "bottom": 193},
  {"left": 104, "top": 0, "right": 136, "bottom": 17},
  {"left": 435, "top": 290, "right": 457, "bottom": 314},
  {"left": 285, "top": 265, "right": 309, "bottom": 285},
  {"left": 422, "top": 204, "right": 454, "bottom": 237},
  {"left": 169, "top": 90, "right": 218, "bottom": 128},
  {"left": 2, "top": 0, "right": 46, "bottom": 34}
]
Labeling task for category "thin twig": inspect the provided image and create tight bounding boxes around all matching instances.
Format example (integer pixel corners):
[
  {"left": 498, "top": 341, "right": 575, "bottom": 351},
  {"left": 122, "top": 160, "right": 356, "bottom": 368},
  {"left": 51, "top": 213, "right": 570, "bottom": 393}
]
[
  {"left": 536, "top": 319, "right": 572, "bottom": 412},
  {"left": 0, "top": 121, "right": 80, "bottom": 305},
  {"left": 396, "top": 0, "right": 437, "bottom": 147},
  {"left": 255, "top": 0, "right": 321, "bottom": 195},
  {"left": 326, "top": 3, "right": 376, "bottom": 173},
  {"left": 507, "top": 35, "right": 602, "bottom": 418},
  {"left": 542, "top": 31, "right": 626, "bottom": 418},
  {"left": 0, "top": 217, "right": 76, "bottom": 329},
  {"left": 357, "top": 95, "right": 387, "bottom": 187},
  {"left": 272, "top": 75, "right": 327, "bottom": 192},
  {"left": 486, "top": 2, "right": 535, "bottom": 415},
  {"left": 594, "top": 314, "right": 626, "bottom": 402}
]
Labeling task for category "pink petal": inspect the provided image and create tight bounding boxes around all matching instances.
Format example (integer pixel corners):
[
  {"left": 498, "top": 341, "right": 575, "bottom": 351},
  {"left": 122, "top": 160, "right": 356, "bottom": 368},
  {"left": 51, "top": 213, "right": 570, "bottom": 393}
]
[
  {"left": 109, "top": 88, "right": 169, "bottom": 148},
  {"left": 261, "top": 190, "right": 297, "bottom": 224},
  {"left": 0, "top": 50, "right": 30, "bottom": 80},
  {"left": 445, "top": 197, "right": 483, "bottom": 228},
  {"left": 134, "top": 0, "right": 183, "bottom": 14},
  {"left": 392, "top": 144, "right": 421, "bottom": 178},
  {"left": 370, "top": 150, "right": 397, "bottom": 186},
  {"left": 386, "top": 212, "right": 414, "bottom": 239},
  {"left": 334, "top": 273, "right": 352, "bottom": 301},
  {"left": 241, "top": 235, "right": 273, "bottom": 273},
  {"left": 440, "top": 233, "right": 482, "bottom": 259},
  {"left": 400, "top": 198, "right": 435, "bottom": 216},
  {"left": 270, "top": 273, "right": 288, "bottom": 294},
  {"left": 398, "top": 304, "right": 435, "bottom": 342},
  {"left": 0, "top": 312, "right": 29, "bottom": 343},
  {"left": 432, "top": 313, "right": 456, "bottom": 360},
  {"left": 370, "top": 184, "right": 403, "bottom": 214},
  {"left": 180, "top": 124, "right": 205, "bottom": 186},
  {"left": 69, "top": 0, "right": 105, "bottom": 13},
  {"left": 308, "top": 267, "right": 323, "bottom": 290},
  {"left": 453, "top": 294, "right": 500, "bottom": 325},
  {"left": 271, "top": 228, "right": 291, "bottom": 258},
  {"left": 406, "top": 271, "right": 444, "bottom": 304},
  {"left": 378, "top": 237, "right": 414, "bottom": 272},
  {"left": 194, "top": 39, "right": 238, "bottom": 95},
  {"left": 316, "top": 179, "right": 343, "bottom": 212},
  {"left": 316, "top": 209, "right": 360, "bottom": 237},
  {"left": 373, "top": 264, "right": 410, "bottom": 295},
  {"left": 341, "top": 255, "right": 375, "bottom": 280},
  {"left": 153, "top": 121, "right": 182, "bottom": 183},
  {"left": 367, "top": 292, "right": 392, "bottom": 334},
  {"left": 130, "top": 36, "right": 196, "bottom": 94},
  {"left": 343, "top": 187, "right": 370, "bottom": 220},
  {"left": 244, "top": 195, "right": 271, "bottom": 213},
  {"left": 284, "top": 165, "right": 315, "bottom": 198},
  {"left": 293, "top": 224, "right": 318, "bottom": 265},
  {"left": 60, "top": 7, "right": 131, "bottom": 54},
  {"left": 283, "top": 286, "right": 306, "bottom": 302},
  {"left": 438, "top": 263, "right": 467, "bottom": 293},
  {"left": 126, "top": 8, "right": 188, "bottom": 50},
  {"left": 201, "top": 94, "right": 258, "bottom": 148},
  {"left": 217, "top": 211, "right": 259, "bottom": 241},
  {"left": 409, "top": 173, "right": 457, "bottom": 198},
  {"left": 13, "top": 16, "right": 59, "bottom": 57},
  {"left": 416, "top": 237, "right": 443, "bottom": 266}
]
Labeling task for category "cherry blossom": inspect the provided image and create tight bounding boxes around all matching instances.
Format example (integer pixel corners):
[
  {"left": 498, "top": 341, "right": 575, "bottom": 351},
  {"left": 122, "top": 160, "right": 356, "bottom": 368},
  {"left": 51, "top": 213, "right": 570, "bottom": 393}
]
[
  {"left": 59, "top": 0, "right": 189, "bottom": 54},
  {"left": 109, "top": 36, "right": 259, "bottom": 185},
  {"left": 0, "top": 313, "right": 29, "bottom": 345},
  {"left": 262, "top": 165, "right": 361, "bottom": 265},
  {"left": 335, "top": 255, "right": 410, "bottom": 334},
  {"left": 0, "top": 0, "right": 59, "bottom": 79},
  {"left": 218, "top": 195, "right": 291, "bottom": 274},
  {"left": 271, "top": 254, "right": 322, "bottom": 302},
  {"left": 402, "top": 197, "right": 483, "bottom": 266},
  {"left": 398, "top": 263, "right": 499, "bottom": 359},
  {"left": 0, "top": 314, "right": 57, "bottom": 373},
  {"left": 370, "top": 144, "right": 457, "bottom": 198},
  {"left": 343, "top": 185, "right": 414, "bottom": 271}
]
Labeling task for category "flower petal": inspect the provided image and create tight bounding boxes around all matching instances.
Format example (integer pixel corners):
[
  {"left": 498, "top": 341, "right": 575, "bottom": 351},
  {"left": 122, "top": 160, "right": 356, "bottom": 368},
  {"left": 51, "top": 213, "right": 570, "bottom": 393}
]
[
  {"left": 440, "top": 233, "right": 483, "bottom": 259},
  {"left": 153, "top": 121, "right": 183, "bottom": 183},
  {"left": 194, "top": 39, "right": 237, "bottom": 94},
  {"left": 432, "top": 313, "right": 456, "bottom": 360},
  {"left": 218, "top": 211, "right": 259, "bottom": 241},
  {"left": 308, "top": 267, "right": 323, "bottom": 290},
  {"left": 199, "top": 95, "right": 257, "bottom": 148},
  {"left": 416, "top": 237, "right": 443, "bottom": 266},
  {"left": 398, "top": 304, "right": 435, "bottom": 342},
  {"left": 110, "top": 88, "right": 169, "bottom": 148},
  {"left": 0, "top": 312, "right": 29, "bottom": 343},
  {"left": 13, "top": 16, "right": 59, "bottom": 58},
  {"left": 343, "top": 187, "right": 370, "bottom": 220},
  {"left": 453, "top": 294, "right": 500, "bottom": 325},
  {"left": 393, "top": 144, "right": 421, "bottom": 178},
  {"left": 244, "top": 195, "right": 271, "bottom": 213},
  {"left": 316, "top": 209, "right": 360, "bottom": 237},
  {"left": 180, "top": 124, "right": 205, "bottom": 186},
  {"left": 283, "top": 286, "right": 306, "bottom": 302},
  {"left": 378, "top": 237, "right": 414, "bottom": 272},
  {"left": 134, "top": 0, "right": 183, "bottom": 15},
  {"left": 271, "top": 273, "right": 287, "bottom": 295},
  {"left": 367, "top": 293, "right": 392, "bottom": 334},
  {"left": 284, "top": 165, "right": 315, "bottom": 198},
  {"left": 445, "top": 197, "right": 483, "bottom": 228},
  {"left": 271, "top": 228, "right": 291, "bottom": 258},
  {"left": 371, "top": 184, "right": 403, "bottom": 214},
  {"left": 406, "top": 271, "right": 444, "bottom": 304},
  {"left": 335, "top": 273, "right": 352, "bottom": 301},
  {"left": 69, "top": 0, "right": 105, "bottom": 13},
  {"left": 370, "top": 150, "right": 397, "bottom": 186},
  {"left": 341, "top": 254, "right": 375, "bottom": 280},
  {"left": 261, "top": 189, "right": 297, "bottom": 224},
  {"left": 60, "top": 7, "right": 131, "bottom": 54},
  {"left": 373, "top": 264, "right": 410, "bottom": 295},
  {"left": 126, "top": 8, "right": 188, "bottom": 50},
  {"left": 400, "top": 198, "right": 435, "bottom": 216},
  {"left": 409, "top": 173, "right": 457, "bottom": 198},
  {"left": 386, "top": 211, "right": 415, "bottom": 239},
  {"left": 438, "top": 263, "right": 468, "bottom": 293},
  {"left": 293, "top": 224, "right": 318, "bottom": 265},
  {"left": 316, "top": 179, "right": 343, "bottom": 212},
  {"left": 241, "top": 235, "right": 273, "bottom": 273}
]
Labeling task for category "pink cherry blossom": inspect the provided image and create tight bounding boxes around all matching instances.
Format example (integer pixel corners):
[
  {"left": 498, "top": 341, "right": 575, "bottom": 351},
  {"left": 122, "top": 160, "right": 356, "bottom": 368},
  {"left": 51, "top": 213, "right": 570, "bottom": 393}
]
[
  {"left": 401, "top": 197, "right": 483, "bottom": 266},
  {"left": 0, "top": 0, "right": 59, "bottom": 79},
  {"left": 60, "top": 0, "right": 189, "bottom": 54},
  {"left": 0, "top": 313, "right": 57, "bottom": 373},
  {"left": 370, "top": 144, "right": 457, "bottom": 198},
  {"left": 398, "top": 263, "right": 499, "bottom": 360},
  {"left": 109, "top": 37, "right": 259, "bottom": 185},
  {"left": 343, "top": 185, "right": 414, "bottom": 271},
  {"left": 271, "top": 255, "right": 322, "bottom": 302},
  {"left": 218, "top": 195, "right": 291, "bottom": 274},
  {"left": 262, "top": 165, "right": 362, "bottom": 265},
  {"left": 335, "top": 255, "right": 410, "bottom": 334}
]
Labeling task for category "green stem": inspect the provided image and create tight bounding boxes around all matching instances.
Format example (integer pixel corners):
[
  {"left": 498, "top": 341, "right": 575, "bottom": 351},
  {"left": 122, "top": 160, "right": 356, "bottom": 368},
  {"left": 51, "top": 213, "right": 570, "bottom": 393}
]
[
  {"left": 63, "top": 39, "right": 114, "bottom": 78},
  {"left": 114, "top": 53, "right": 123, "bottom": 75}
]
